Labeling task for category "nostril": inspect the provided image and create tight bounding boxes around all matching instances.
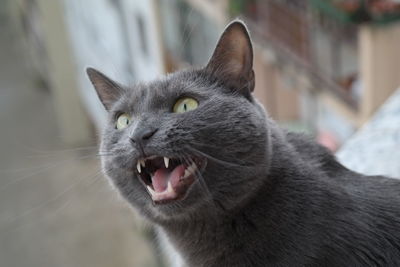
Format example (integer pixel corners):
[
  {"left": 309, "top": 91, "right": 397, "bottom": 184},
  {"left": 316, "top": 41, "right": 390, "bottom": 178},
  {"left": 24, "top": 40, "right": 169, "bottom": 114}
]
[
  {"left": 142, "top": 128, "right": 158, "bottom": 140},
  {"left": 130, "top": 127, "right": 158, "bottom": 145}
]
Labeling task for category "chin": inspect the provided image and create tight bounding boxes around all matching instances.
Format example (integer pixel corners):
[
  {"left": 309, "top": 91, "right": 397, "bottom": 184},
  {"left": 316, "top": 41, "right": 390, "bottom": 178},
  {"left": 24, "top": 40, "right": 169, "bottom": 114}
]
[
  {"left": 129, "top": 182, "right": 210, "bottom": 223},
  {"left": 149, "top": 185, "right": 210, "bottom": 221}
]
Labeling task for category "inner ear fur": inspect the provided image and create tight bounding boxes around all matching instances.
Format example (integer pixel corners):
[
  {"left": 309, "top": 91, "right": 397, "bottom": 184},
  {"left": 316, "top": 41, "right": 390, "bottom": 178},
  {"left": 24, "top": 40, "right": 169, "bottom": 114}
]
[
  {"left": 86, "top": 68, "right": 124, "bottom": 111},
  {"left": 205, "top": 20, "right": 255, "bottom": 94}
]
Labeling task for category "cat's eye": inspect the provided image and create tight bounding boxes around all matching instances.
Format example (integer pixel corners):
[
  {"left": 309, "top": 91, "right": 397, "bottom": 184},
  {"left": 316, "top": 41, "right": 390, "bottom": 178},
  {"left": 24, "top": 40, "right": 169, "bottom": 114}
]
[
  {"left": 173, "top": 97, "right": 198, "bottom": 113},
  {"left": 116, "top": 113, "right": 131, "bottom": 130}
]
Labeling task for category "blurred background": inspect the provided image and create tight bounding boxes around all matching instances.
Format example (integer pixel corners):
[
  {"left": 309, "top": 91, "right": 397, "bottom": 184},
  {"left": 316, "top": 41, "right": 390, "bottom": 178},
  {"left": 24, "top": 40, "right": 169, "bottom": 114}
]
[{"left": 0, "top": 0, "right": 399, "bottom": 266}]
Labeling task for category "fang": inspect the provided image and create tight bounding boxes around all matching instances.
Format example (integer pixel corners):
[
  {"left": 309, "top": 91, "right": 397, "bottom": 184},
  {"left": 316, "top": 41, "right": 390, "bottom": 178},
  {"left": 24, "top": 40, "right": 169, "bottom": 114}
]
[{"left": 164, "top": 157, "right": 170, "bottom": 168}]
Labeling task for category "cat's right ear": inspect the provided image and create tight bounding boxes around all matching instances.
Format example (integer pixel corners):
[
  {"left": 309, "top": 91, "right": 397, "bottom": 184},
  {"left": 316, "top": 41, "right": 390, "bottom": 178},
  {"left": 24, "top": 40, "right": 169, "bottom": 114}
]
[
  {"left": 205, "top": 20, "right": 254, "bottom": 96},
  {"left": 86, "top": 68, "right": 124, "bottom": 111}
]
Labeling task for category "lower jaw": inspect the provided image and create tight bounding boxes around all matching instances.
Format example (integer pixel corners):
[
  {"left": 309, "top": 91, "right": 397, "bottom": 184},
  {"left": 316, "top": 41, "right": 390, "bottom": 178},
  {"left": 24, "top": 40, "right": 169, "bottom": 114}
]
[
  {"left": 137, "top": 159, "right": 207, "bottom": 204},
  {"left": 146, "top": 173, "right": 196, "bottom": 204}
]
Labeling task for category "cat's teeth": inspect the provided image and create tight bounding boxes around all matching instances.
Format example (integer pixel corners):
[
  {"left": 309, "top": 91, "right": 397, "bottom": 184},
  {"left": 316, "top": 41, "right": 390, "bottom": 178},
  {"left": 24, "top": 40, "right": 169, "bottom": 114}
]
[
  {"left": 140, "top": 159, "right": 146, "bottom": 168},
  {"left": 167, "top": 180, "right": 174, "bottom": 194},
  {"left": 137, "top": 162, "right": 141, "bottom": 173},
  {"left": 146, "top": 185, "right": 156, "bottom": 196},
  {"left": 164, "top": 157, "right": 169, "bottom": 168},
  {"left": 183, "top": 169, "right": 190, "bottom": 178},
  {"left": 190, "top": 162, "right": 197, "bottom": 171},
  {"left": 183, "top": 162, "right": 197, "bottom": 178}
]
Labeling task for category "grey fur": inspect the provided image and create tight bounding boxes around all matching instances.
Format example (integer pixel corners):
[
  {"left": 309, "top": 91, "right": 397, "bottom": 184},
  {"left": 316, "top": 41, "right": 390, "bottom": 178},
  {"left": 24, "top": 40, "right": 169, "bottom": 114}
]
[{"left": 87, "top": 21, "right": 400, "bottom": 266}]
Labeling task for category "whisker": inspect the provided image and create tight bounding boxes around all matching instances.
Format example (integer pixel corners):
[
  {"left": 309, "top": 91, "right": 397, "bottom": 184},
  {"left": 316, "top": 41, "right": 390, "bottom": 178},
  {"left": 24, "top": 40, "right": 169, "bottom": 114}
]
[
  {"left": 0, "top": 167, "right": 105, "bottom": 226},
  {"left": 179, "top": 5, "right": 195, "bottom": 55},
  {"left": 0, "top": 166, "right": 112, "bottom": 237},
  {"left": 187, "top": 141, "right": 254, "bottom": 165},
  {"left": 177, "top": 120, "right": 229, "bottom": 133},
  {"left": 8, "top": 137, "right": 98, "bottom": 156},
  {"left": 181, "top": 154, "right": 219, "bottom": 215},
  {"left": 0, "top": 150, "right": 114, "bottom": 174},
  {"left": 25, "top": 146, "right": 99, "bottom": 158},
  {"left": 0, "top": 153, "right": 111, "bottom": 191},
  {"left": 185, "top": 146, "right": 254, "bottom": 170},
  {"left": 0, "top": 197, "right": 74, "bottom": 237}
]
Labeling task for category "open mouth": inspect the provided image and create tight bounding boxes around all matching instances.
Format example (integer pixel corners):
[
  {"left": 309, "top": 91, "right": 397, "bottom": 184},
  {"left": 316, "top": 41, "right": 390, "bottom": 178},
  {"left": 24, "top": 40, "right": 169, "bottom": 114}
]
[{"left": 135, "top": 155, "right": 206, "bottom": 204}]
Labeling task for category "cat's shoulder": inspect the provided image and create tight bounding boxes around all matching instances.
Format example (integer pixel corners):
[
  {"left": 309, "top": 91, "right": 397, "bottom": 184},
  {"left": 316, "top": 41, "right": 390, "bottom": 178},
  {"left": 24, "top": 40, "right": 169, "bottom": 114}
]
[
  {"left": 285, "top": 130, "right": 400, "bottom": 189},
  {"left": 284, "top": 131, "right": 366, "bottom": 182},
  {"left": 285, "top": 131, "right": 337, "bottom": 166}
]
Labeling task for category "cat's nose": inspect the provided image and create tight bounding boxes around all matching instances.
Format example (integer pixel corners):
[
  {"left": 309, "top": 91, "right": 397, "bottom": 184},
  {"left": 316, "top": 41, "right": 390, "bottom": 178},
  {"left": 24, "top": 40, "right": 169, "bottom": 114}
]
[{"left": 130, "top": 127, "right": 158, "bottom": 145}]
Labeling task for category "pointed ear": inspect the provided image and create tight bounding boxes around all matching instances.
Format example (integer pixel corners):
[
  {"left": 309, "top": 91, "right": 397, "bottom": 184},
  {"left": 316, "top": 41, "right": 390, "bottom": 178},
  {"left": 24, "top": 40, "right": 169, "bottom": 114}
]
[
  {"left": 205, "top": 20, "right": 255, "bottom": 94},
  {"left": 86, "top": 68, "right": 124, "bottom": 111}
]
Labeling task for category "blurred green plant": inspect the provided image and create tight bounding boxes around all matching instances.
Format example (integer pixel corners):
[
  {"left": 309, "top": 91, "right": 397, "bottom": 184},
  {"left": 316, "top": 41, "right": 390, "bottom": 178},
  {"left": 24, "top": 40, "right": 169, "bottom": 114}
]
[
  {"left": 228, "top": 0, "right": 258, "bottom": 19},
  {"left": 310, "top": 0, "right": 400, "bottom": 25}
]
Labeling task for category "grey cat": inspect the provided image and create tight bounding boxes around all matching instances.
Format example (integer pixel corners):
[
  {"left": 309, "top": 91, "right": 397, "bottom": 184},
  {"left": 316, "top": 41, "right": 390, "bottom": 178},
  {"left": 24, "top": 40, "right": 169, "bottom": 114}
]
[{"left": 87, "top": 21, "right": 400, "bottom": 267}]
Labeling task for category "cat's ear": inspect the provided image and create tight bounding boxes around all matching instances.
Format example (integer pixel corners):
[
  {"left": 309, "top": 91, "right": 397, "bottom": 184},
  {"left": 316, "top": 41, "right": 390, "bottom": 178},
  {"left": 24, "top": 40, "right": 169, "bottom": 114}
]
[
  {"left": 86, "top": 68, "right": 124, "bottom": 111},
  {"left": 205, "top": 20, "right": 255, "bottom": 95}
]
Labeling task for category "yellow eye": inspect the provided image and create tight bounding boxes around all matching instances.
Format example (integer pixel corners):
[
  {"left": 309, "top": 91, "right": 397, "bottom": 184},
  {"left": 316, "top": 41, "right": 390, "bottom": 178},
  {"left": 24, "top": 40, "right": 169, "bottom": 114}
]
[
  {"left": 116, "top": 113, "right": 131, "bottom": 130},
  {"left": 173, "top": 97, "right": 198, "bottom": 113}
]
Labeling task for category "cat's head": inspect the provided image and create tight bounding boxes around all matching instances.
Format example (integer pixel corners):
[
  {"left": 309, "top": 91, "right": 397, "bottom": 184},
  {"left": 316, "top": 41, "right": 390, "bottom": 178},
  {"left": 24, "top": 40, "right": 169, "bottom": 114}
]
[{"left": 87, "top": 21, "right": 271, "bottom": 222}]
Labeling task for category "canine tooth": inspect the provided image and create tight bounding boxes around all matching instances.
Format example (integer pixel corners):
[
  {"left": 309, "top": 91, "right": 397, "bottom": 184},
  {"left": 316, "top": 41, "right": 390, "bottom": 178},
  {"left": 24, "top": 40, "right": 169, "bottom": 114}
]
[
  {"left": 137, "top": 162, "right": 141, "bottom": 173},
  {"left": 167, "top": 180, "right": 174, "bottom": 193},
  {"left": 187, "top": 166, "right": 193, "bottom": 174},
  {"left": 164, "top": 157, "right": 169, "bottom": 168},
  {"left": 146, "top": 185, "right": 156, "bottom": 196},
  {"left": 140, "top": 160, "right": 146, "bottom": 167},
  {"left": 184, "top": 169, "right": 190, "bottom": 178},
  {"left": 191, "top": 162, "right": 197, "bottom": 169},
  {"left": 188, "top": 163, "right": 197, "bottom": 173}
]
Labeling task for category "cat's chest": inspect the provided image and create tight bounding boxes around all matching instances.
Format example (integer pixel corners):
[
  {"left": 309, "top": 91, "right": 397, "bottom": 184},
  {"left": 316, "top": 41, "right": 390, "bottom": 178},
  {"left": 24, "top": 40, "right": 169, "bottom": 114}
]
[
  {"left": 157, "top": 227, "right": 225, "bottom": 267},
  {"left": 157, "top": 228, "right": 185, "bottom": 267},
  {"left": 156, "top": 225, "right": 254, "bottom": 267}
]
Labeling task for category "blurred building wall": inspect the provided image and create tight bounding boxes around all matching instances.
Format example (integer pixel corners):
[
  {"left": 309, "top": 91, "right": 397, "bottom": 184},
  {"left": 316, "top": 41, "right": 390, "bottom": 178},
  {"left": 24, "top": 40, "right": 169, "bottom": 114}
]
[
  {"left": 7, "top": 0, "right": 92, "bottom": 145},
  {"left": 7, "top": 0, "right": 400, "bottom": 148},
  {"left": 62, "top": 0, "right": 165, "bottom": 129},
  {"left": 6, "top": 0, "right": 166, "bottom": 138},
  {"left": 359, "top": 24, "right": 400, "bottom": 123}
]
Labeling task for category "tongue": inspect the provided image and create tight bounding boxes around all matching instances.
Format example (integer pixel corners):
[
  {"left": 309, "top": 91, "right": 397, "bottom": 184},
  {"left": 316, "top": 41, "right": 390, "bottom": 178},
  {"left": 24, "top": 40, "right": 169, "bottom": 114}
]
[
  {"left": 151, "top": 164, "right": 186, "bottom": 193},
  {"left": 152, "top": 168, "right": 169, "bottom": 192}
]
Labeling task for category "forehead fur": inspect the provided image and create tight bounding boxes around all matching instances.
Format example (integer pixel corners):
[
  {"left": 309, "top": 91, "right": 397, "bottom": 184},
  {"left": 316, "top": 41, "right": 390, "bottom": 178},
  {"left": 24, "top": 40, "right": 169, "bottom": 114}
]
[{"left": 113, "top": 68, "right": 227, "bottom": 114}]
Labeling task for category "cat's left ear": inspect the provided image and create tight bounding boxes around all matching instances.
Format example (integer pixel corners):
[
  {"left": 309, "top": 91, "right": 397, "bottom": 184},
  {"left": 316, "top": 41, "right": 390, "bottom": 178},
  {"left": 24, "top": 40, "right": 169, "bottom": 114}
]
[
  {"left": 86, "top": 68, "right": 124, "bottom": 111},
  {"left": 205, "top": 20, "right": 254, "bottom": 95}
]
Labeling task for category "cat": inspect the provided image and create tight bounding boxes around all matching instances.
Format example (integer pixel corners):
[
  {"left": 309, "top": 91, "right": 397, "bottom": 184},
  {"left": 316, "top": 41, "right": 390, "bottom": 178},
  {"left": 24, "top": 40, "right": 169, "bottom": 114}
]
[{"left": 87, "top": 20, "right": 400, "bottom": 267}]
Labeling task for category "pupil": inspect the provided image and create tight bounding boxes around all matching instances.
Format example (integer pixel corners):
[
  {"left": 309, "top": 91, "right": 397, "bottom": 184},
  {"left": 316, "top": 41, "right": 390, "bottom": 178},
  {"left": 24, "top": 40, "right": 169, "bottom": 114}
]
[{"left": 183, "top": 103, "right": 187, "bottom": 111}]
